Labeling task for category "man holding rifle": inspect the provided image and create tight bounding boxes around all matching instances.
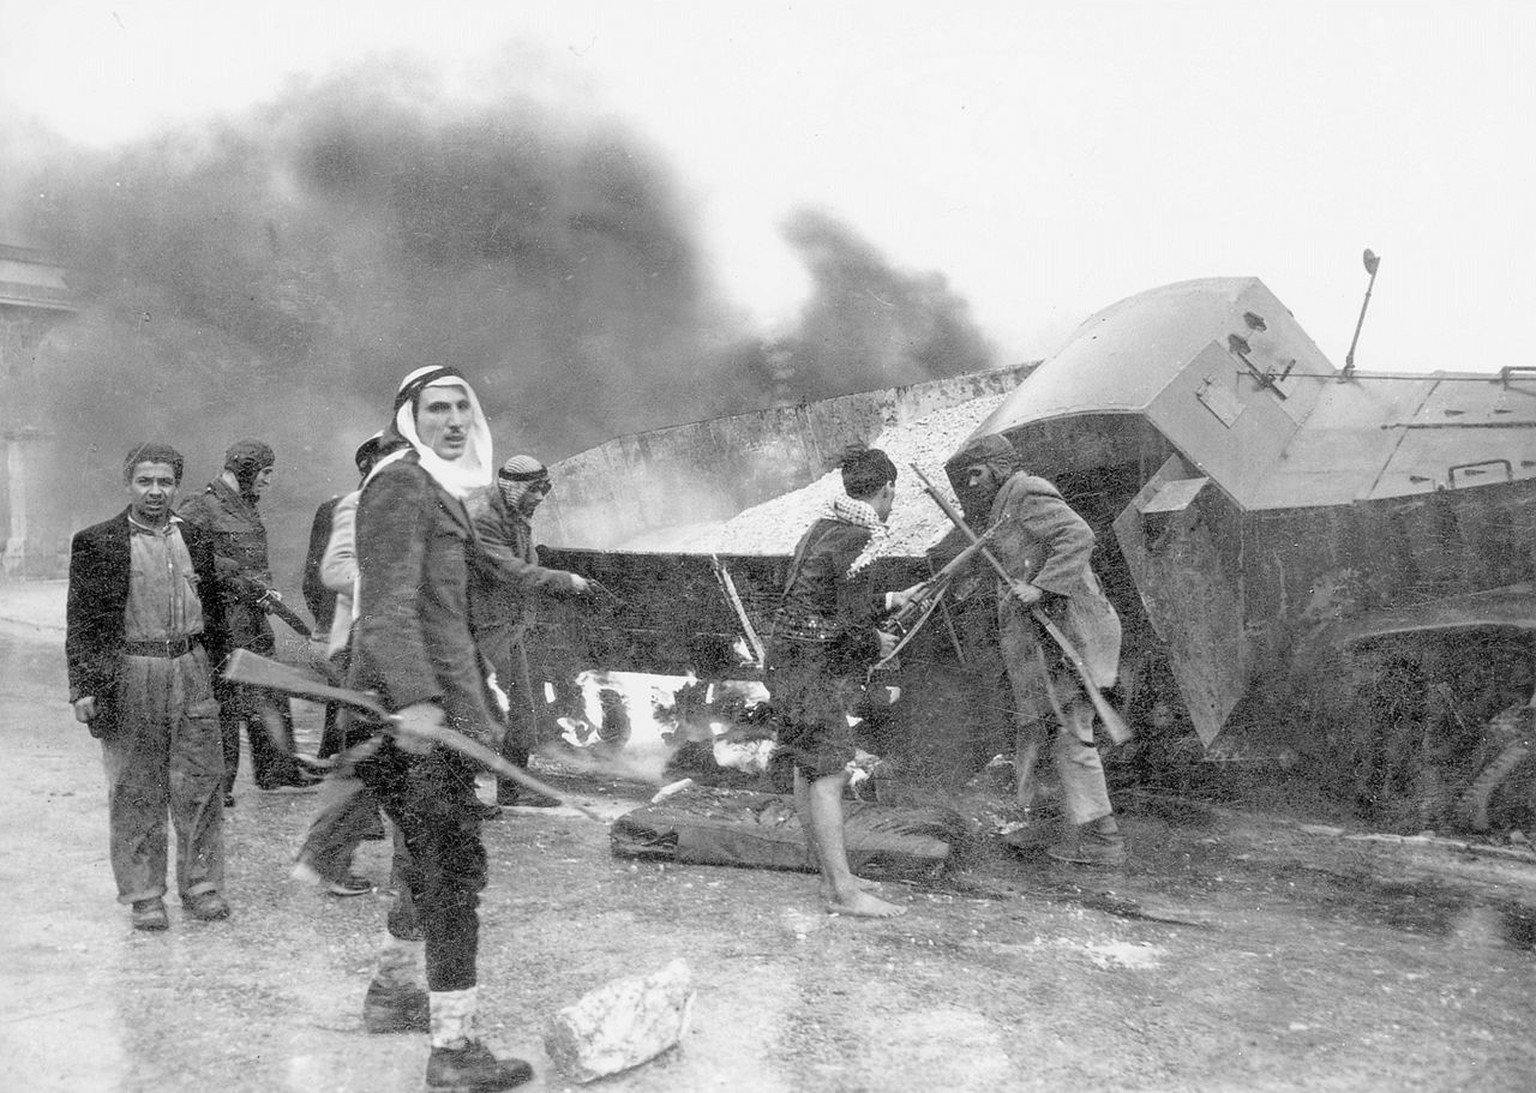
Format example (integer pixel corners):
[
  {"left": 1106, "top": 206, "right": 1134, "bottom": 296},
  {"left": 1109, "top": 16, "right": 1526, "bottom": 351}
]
[
  {"left": 946, "top": 433, "right": 1127, "bottom": 866},
  {"left": 347, "top": 366, "right": 534, "bottom": 1091},
  {"left": 766, "top": 445, "right": 922, "bottom": 918},
  {"left": 179, "top": 439, "right": 321, "bottom": 800}
]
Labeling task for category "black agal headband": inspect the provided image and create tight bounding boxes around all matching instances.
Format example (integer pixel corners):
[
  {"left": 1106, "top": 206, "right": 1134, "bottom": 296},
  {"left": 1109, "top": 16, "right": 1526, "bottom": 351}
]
[{"left": 393, "top": 366, "right": 465, "bottom": 413}]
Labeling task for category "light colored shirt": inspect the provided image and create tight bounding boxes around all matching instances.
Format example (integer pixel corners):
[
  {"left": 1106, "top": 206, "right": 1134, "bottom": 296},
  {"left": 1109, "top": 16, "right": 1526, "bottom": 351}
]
[
  {"left": 124, "top": 513, "right": 204, "bottom": 642},
  {"left": 319, "top": 490, "right": 360, "bottom": 656}
]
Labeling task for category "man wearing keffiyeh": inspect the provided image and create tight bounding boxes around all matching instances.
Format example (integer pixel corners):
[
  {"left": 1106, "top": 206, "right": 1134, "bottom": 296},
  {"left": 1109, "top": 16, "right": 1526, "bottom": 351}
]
[
  {"left": 466, "top": 454, "right": 589, "bottom": 809},
  {"left": 764, "top": 445, "right": 921, "bottom": 919},
  {"left": 346, "top": 365, "right": 535, "bottom": 1091}
]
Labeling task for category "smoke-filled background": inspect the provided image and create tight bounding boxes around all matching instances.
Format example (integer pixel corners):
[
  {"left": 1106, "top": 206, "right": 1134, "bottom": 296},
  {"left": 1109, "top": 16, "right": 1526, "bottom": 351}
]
[
  {"left": 15, "top": 59, "right": 992, "bottom": 586},
  {"left": 8, "top": 2, "right": 1536, "bottom": 588}
]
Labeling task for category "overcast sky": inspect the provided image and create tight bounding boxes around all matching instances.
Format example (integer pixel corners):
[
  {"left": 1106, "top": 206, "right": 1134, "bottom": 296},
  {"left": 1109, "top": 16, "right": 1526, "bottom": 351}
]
[{"left": 3, "top": 0, "right": 1532, "bottom": 375}]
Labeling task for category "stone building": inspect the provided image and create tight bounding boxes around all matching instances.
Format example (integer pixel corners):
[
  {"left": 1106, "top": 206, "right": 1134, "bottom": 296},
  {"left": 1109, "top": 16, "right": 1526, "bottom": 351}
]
[{"left": 0, "top": 240, "right": 75, "bottom": 579}]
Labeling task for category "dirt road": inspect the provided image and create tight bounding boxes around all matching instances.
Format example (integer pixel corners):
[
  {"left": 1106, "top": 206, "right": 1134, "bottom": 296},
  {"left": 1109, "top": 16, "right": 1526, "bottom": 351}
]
[{"left": 2, "top": 581, "right": 1533, "bottom": 1092}]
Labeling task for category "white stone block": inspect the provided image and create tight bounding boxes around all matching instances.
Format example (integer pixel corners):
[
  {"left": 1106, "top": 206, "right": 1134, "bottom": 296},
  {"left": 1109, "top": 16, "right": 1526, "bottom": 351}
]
[{"left": 544, "top": 958, "right": 695, "bottom": 1083}]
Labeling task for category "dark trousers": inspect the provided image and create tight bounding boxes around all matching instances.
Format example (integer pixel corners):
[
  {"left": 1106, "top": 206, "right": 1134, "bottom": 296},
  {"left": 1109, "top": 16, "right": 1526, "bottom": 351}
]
[
  {"left": 316, "top": 648, "right": 352, "bottom": 759},
  {"left": 495, "top": 656, "right": 542, "bottom": 800},
  {"left": 496, "top": 677, "right": 537, "bottom": 771},
  {"left": 295, "top": 766, "right": 386, "bottom": 884},
  {"left": 358, "top": 742, "right": 486, "bottom": 992},
  {"left": 297, "top": 708, "right": 384, "bottom": 884},
  {"left": 213, "top": 675, "right": 301, "bottom": 792},
  {"left": 317, "top": 702, "right": 344, "bottom": 759}
]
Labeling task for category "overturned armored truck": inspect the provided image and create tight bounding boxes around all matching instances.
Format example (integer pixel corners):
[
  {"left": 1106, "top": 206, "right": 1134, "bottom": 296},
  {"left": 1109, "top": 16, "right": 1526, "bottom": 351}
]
[{"left": 531, "top": 277, "right": 1536, "bottom": 833}]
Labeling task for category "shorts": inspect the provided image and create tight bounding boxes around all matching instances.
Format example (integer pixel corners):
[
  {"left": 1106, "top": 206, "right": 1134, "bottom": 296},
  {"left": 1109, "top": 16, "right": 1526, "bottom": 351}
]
[{"left": 765, "top": 638, "right": 862, "bottom": 780}]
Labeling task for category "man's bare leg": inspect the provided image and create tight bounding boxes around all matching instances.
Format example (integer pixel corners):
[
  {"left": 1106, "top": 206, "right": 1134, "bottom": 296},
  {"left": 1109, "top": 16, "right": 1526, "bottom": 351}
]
[
  {"left": 794, "top": 767, "right": 880, "bottom": 900},
  {"left": 802, "top": 769, "right": 904, "bottom": 918},
  {"left": 792, "top": 767, "right": 826, "bottom": 875}
]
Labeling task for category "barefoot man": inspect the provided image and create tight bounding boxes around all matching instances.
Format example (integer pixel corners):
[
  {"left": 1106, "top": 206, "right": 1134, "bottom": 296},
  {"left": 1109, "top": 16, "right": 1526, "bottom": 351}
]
[{"left": 764, "top": 446, "right": 920, "bottom": 918}]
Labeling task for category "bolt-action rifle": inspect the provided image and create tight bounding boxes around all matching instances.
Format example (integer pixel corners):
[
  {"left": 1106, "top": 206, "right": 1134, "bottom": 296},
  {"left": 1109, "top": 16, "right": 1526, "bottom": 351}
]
[
  {"left": 870, "top": 525, "right": 998, "bottom": 671},
  {"left": 220, "top": 649, "right": 604, "bottom": 821}
]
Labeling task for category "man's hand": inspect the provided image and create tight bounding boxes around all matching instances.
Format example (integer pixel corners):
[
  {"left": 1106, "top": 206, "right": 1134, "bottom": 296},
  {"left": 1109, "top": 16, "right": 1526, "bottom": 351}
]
[
  {"left": 392, "top": 701, "right": 446, "bottom": 755},
  {"left": 72, "top": 697, "right": 97, "bottom": 724},
  {"left": 569, "top": 574, "right": 591, "bottom": 596},
  {"left": 1009, "top": 580, "right": 1043, "bottom": 607},
  {"left": 885, "top": 583, "right": 923, "bottom": 612}
]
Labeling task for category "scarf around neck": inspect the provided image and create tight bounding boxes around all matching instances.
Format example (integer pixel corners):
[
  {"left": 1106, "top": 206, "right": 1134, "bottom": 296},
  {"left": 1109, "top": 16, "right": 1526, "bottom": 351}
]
[{"left": 821, "top": 494, "right": 889, "bottom": 575}]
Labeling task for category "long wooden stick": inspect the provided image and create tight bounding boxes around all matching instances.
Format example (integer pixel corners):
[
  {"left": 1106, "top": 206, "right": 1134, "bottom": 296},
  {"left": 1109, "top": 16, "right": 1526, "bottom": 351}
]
[
  {"left": 910, "top": 464, "right": 1132, "bottom": 744},
  {"left": 710, "top": 556, "right": 766, "bottom": 667}
]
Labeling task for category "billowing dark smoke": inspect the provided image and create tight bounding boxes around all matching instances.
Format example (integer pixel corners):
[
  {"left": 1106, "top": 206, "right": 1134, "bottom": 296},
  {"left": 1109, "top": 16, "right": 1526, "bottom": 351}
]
[
  {"left": 771, "top": 208, "right": 995, "bottom": 402},
  {"left": 18, "top": 58, "right": 993, "bottom": 584}
]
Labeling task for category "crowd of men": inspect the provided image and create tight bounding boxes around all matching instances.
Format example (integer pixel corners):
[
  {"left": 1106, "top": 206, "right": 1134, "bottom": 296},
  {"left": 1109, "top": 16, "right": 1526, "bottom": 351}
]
[{"left": 63, "top": 364, "right": 1127, "bottom": 1091}]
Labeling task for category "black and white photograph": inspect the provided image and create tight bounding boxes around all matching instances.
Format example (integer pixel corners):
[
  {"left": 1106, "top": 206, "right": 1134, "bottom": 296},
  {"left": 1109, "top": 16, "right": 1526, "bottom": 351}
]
[{"left": 2, "top": 2, "right": 1534, "bottom": 1090}]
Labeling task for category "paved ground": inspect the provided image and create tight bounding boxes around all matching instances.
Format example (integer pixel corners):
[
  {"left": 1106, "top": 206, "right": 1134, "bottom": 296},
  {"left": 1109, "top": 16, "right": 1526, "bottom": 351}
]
[{"left": 3, "top": 580, "right": 1534, "bottom": 1092}]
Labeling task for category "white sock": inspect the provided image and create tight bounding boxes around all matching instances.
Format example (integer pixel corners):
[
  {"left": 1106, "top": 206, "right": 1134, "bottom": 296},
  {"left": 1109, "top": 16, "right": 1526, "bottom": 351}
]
[{"left": 429, "top": 986, "right": 478, "bottom": 1050}]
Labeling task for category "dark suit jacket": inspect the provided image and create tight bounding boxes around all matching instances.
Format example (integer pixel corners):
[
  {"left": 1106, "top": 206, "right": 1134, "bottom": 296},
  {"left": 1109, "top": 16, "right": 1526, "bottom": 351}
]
[
  {"left": 65, "top": 509, "right": 230, "bottom": 737},
  {"left": 348, "top": 453, "right": 498, "bottom": 745},
  {"left": 302, "top": 495, "right": 341, "bottom": 634}
]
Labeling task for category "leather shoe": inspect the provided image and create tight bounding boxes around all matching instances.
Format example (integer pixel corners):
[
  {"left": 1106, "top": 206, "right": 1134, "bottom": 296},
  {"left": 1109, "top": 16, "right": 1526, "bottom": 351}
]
[
  {"left": 363, "top": 980, "right": 430, "bottom": 1034},
  {"left": 187, "top": 891, "right": 231, "bottom": 921},
  {"left": 257, "top": 762, "right": 325, "bottom": 791},
  {"left": 426, "top": 1039, "right": 533, "bottom": 1091},
  {"left": 328, "top": 874, "right": 375, "bottom": 898},
  {"left": 131, "top": 898, "right": 169, "bottom": 932},
  {"left": 1047, "top": 818, "right": 1127, "bottom": 866}
]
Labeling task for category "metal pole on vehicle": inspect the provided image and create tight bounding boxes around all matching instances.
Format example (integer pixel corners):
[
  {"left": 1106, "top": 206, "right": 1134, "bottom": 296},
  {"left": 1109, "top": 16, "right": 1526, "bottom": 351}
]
[{"left": 1342, "top": 248, "right": 1381, "bottom": 379}]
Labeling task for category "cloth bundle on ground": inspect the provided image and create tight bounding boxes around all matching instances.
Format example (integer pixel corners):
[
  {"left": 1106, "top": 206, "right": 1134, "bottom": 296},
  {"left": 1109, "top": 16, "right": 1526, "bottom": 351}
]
[{"left": 610, "top": 786, "right": 967, "bottom": 879}]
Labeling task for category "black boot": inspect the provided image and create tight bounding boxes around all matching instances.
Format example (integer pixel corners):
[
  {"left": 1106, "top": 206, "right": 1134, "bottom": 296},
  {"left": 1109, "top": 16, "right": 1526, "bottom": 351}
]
[
  {"left": 1047, "top": 815, "right": 1127, "bottom": 866},
  {"left": 425, "top": 1040, "right": 533, "bottom": 1091},
  {"left": 362, "top": 979, "right": 430, "bottom": 1034}
]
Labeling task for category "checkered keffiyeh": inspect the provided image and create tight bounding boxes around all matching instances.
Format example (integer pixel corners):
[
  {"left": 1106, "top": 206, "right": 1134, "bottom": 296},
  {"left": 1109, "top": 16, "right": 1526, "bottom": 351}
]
[{"left": 822, "top": 495, "right": 889, "bottom": 575}]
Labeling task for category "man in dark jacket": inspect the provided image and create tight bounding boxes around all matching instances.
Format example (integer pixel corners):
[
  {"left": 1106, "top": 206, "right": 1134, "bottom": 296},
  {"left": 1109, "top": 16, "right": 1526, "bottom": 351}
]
[
  {"left": 948, "top": 433, "right": 1126, "bottom": 866},
  {"left": 349, "top": 366, "right": 534, "bottom": 1091},
  {"left": 302, "top": 496, "right": 340, "bottom": 640},
  {"left": 465, "top": 454, "right": 588, "bottom": 808},
  {"left": 179, "top": 439, "right": 318, "bottom": 799},
  {"left": 66, "top": 443, "right": 233, "bottom": 930},
  {"left": 765, "top": 446, "right": 918, "bottom": 919}
]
